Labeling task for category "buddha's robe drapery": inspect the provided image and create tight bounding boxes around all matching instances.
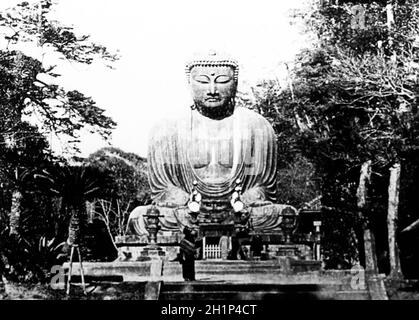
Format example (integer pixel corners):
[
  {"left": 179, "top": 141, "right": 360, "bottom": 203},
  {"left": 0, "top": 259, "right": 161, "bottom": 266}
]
[
  {"left": 148, "top": 107, "right": 277, "bottom": 205},
  {"left": 127, "top": 107, "right": 297, "bottom": 236}
]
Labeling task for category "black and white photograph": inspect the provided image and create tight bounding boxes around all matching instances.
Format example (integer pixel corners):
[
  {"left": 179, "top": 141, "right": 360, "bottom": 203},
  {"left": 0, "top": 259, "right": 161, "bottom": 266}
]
[{"left": 0, "top": 0, "right": 419, "bottom": 308}]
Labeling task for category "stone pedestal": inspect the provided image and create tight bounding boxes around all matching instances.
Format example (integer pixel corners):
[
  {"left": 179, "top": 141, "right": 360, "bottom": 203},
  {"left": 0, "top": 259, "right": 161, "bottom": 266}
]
[
  {"left": 138, "top": 245, "right": 166, "bottom": 260},
  {"left": 0, "top": 278, "right": 4, "bottom": 296},
  {"left": 116, "top": 234, "right": 181, "bottom": 262},
  {"left": 276, "top": 244, "right": 300, "bottom": 258}
]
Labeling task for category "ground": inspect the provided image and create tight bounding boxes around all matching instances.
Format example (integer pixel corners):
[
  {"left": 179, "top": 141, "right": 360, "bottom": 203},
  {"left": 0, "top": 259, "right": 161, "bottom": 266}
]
[
  {"left": 0, "top": 281, "right": 147, "bottom": 300},
  {"left": 1, "top": 278, "right": 419, "bottom": 300},
  {"left": 384, "top": 279, "right": 419, "bottom": 300}
]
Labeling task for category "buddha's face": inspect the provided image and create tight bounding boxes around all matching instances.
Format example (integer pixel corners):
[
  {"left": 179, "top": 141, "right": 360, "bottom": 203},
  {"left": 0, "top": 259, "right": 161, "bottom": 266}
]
[{"left": 189, "top": 65, "right": 237, "bottom": 118}]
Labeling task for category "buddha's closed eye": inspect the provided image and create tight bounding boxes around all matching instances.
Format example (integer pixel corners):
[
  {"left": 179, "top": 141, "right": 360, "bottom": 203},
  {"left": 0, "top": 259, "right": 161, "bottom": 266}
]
[
  {"left": 215, "top": 75, "right": 232, "bottom": 83},
  {"left": 194, "top": 75, "right": 210, "bottom": 83}
]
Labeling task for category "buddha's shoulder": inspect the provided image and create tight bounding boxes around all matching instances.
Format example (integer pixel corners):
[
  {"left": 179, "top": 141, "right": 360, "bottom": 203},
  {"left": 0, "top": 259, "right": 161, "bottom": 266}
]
[
  {"left": 151, "top": 117, "right": 179, "bottom": 129},
  {"left": 235, "top": 107, "right": 274, "bottom": 128},
  {"left": 149, "top": 116, "right": 187, "bottom": 139}
]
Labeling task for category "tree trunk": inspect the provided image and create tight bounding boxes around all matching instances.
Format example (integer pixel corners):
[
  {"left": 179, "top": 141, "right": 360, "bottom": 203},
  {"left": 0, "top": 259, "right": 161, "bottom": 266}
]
[
  {"left": 9, "top": 189, "right": 22, "bottom": 236},
  {"left": 67, "top": 204, "right": 84, "bottom": 246},
  {"left": 52, "top": 196, "right": 63, "bottom": 236},
  {"left": 387, "top": 163, "right": 402, "bottom": 278},
  {"left": 86, "top": 200, "right": 94, "bottom": 224},
  {"left": 356, "top": 160, "right": 378, "bottom": 272},
  {"left": 103, "top": 218, "right": 119, "bottom": 254}
]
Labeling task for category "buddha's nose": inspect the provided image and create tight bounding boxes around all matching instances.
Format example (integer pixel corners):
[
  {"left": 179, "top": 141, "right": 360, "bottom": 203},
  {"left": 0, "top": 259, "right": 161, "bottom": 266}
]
[{"left": 209, "top": 81, "right": 217, "bottom": 95}]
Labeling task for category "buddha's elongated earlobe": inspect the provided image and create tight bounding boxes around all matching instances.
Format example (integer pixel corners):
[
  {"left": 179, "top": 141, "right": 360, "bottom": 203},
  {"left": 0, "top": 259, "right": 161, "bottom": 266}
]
[{"left": 230, "top": 97, "right": 236, "bottom": 108}]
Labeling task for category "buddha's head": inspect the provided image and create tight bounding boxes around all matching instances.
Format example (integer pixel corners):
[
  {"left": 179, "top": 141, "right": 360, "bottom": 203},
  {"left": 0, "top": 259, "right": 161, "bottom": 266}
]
[{"left": 186, "top": 50, "right": 239, "bottom": 120}]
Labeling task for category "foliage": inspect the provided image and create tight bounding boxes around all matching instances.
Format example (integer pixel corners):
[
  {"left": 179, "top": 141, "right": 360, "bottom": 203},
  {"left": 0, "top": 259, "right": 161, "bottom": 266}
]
[
  {"left": 298, "top": 0, "right": 419, "bottom": 269},
  {"left": 35, "top": 164, "right": 107, "bottom": 244},
  {"left": 86, "top": 147, "right": 150, "bottom": 206},
  {"left": 307, "top": 1, "right": 419, "bottom": 57},
  {"left": 0, "top": 0, "right": 117, "bottom": 153},
  {"left": 0, "top": 225, "right": 66, "bottom": 283},
  {"left": 246, "top": 0, "right": 419, "bottom": 269},
  {"left": 0, "top": 0, "right": 118, "bottom": 65},
  {"left": 0, "top": 49, "right": 116, "bottom": 152},
  {"left": 276, "top": 155, "right": 321, "bottom": 207},
  {"left": 36, "top": 164, "right": 105, "bottom": 207},
  {"left": 0, "top": 0, "right": 119, "bottom": 282},
  {"left": 85, "top": 148, "right": 150, "bottom": 245},
  {"left": 239, "top": 80, "right": 322, "bottom": 208}
]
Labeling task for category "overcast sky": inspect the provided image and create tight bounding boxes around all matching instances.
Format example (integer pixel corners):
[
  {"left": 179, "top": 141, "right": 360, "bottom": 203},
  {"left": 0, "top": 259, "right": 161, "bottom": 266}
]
[{"left": 1, "top": 0, "right": 312, "bottom": 157}]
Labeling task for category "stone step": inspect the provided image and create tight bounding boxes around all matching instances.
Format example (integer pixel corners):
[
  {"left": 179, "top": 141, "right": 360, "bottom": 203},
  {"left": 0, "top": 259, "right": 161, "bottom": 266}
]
[
  {"left": 160, "top": 281, "right": 365, "bottom": 294},
  {"left": 162, "top": 282, "right": 320, "bottom": 291},
  {"left": 62, "top": 261, "right": 353, "bottom": 288},
  {"left": 159, "top": 282, "right": 371, "bottom": 300},
  {"left": 62, "top": 261, "right": 161, "bottom": 282},
  {"left": 163, "top": 260, "right": 321, "bottom": 275},
  {"left": 160, "top": 290, "right": 371, "bottom": 300},
  {"left": 62, "top": 259, "right": 321, "bottom": 280},
  {"left": 60, "top": 260, "right": 387, "bottom": 300}
]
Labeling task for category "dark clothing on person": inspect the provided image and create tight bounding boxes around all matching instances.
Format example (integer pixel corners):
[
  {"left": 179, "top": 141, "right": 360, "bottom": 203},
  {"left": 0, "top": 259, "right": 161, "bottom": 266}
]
[
  {"left": 178, "top": 228, "right": 196, "bottom": 281},
  {"left": 250, "top": 235, "right": 263, "bottom": 257}
]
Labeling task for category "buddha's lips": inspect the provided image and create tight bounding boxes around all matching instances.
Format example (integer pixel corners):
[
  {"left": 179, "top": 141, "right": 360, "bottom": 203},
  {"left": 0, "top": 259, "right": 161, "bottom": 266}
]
[{"left": 206, "top": 98, "right": 221, "bottom": 102}]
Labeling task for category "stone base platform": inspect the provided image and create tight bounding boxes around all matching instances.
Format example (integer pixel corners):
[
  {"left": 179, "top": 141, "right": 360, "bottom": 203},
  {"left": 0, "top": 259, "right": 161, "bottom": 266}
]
[
  {"left": 61, "top": 259, "right": 387, "bottom": 300},
  {"left": 63, "top": 258, "right": 321, "bottom": 282},
  {"left": 115, "top": 234, "right": 314, "bottom": 262},
  {"left": 116, "top": 235, "right": 181, "bottom": 262},
  {"left": 159, "top": 275, "right": 386, "bottom": 300}
]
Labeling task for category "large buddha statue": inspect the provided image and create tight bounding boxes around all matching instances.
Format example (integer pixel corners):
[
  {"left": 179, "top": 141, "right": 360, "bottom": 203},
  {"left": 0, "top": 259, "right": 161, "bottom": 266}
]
[{"left": 127, "top": 51, "right": 297, "bottom": 240}]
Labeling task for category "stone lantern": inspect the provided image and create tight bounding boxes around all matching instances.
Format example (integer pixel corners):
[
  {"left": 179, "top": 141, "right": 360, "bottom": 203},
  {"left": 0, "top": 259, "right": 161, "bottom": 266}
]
[
  {"left": 281, "top": 207, "right": 297, "bottom": 245},
  {"left": 144, "top": 204, "right": 163, "bottom": 246},
  {"left": 275, "top": 207, "right": 299, "bottom": 258},
  {"left": 140, "top": 204, "right": 165, "bottom": 260}
]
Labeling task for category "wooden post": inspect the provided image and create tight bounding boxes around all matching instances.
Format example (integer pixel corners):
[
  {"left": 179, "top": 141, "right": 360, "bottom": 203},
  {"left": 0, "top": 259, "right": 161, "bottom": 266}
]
[
  {"left": 76, "top": 246, "right": 87, "bottom": 294},
  {"left": 66, "top": 245, "right": 87, "bottom": 295},
  {"left": 202, "top": 236, "right": 206, "bottom": 260},
  {"left": 356, "top": 160, "right": 378, "bottom": 272},
  {"left": 387, "top": 163, "right": 403, "bottom": 278},
  {"left": 66, "top": 246, "right": 74, "bottom": 295}
]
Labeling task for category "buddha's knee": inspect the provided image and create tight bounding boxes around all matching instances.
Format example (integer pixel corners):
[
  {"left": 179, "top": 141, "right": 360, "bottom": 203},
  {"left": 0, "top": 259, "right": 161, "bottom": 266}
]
[
  {"left": 126, "top": 204, "right": 187, "bottom": 236},
  {"left": 249, "top": 203, "right": 297, "bottom": 231},
  {"left": 127, "top": 205, "right": 151, "bottom": 236}
]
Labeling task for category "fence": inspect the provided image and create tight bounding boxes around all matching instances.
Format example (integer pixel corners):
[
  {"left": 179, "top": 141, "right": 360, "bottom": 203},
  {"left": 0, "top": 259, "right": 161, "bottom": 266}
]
[{"left": 203, "top": 244, "right": 221, "bottom": 259}]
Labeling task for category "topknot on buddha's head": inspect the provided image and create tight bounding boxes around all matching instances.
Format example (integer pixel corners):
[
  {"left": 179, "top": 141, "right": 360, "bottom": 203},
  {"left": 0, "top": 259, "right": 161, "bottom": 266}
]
[{"left": 185, "top": 50, "right": 239, "bottom": 82}]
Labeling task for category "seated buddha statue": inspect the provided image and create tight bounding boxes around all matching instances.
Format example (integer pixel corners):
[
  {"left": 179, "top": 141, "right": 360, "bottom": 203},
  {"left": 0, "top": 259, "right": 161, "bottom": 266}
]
[{"left": 127, "top": 50, "right": 297, "bottom": 239}]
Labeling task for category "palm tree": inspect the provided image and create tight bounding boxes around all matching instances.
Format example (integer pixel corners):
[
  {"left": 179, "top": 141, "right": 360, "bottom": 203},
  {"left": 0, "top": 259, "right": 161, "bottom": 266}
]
[
  {"left": 36, "top": 165, "right": 102, "bottom": 246},
  {"left": 36, "top": 164, "right": 103, "bottom": 294}
]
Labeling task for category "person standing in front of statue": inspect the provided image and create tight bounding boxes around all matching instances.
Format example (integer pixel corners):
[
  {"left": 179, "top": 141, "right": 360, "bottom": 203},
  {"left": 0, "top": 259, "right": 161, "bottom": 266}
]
[{"left": 178, "top": 227, "right": 197, "bottom": 281}]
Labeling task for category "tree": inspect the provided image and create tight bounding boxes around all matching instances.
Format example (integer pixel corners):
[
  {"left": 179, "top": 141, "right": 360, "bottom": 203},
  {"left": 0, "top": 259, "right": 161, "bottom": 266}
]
[
  {"left": 238, "top": 81, "right": 322, "bottom": 208},
  {"left": 247, "top": 0, "right": 419, "bottom": 269},
  {"left": 85, "top": 147, "right": 150, "bottom": 246},
  {"left": 36, "top": 164, "right": 106, "bottom": 246},
  {"left": 0, "top": 0, "right": 118, "bottom": 281},
  {"left": 0, "top": 0, "right": 117, "bottom": 232},
  {"left": 0, "top": 2, "right": 118, "bottom": 149},
  {"left": 86, "top": 147, "right": 150, "bottom": 207}
]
